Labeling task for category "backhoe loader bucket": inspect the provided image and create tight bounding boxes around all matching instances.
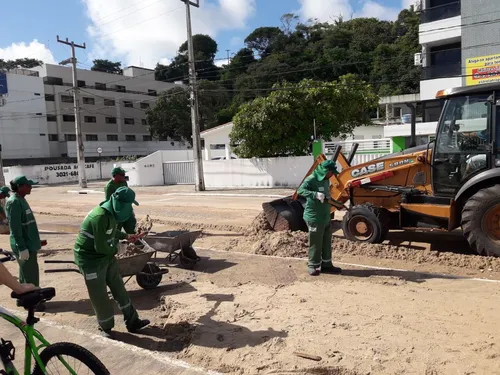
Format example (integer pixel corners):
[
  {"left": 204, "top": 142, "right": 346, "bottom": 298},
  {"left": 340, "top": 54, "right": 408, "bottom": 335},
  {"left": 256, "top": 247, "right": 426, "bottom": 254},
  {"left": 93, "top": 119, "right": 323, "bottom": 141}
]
[{"left": 262, "top": 196, "right": 307, "bottom": 232}]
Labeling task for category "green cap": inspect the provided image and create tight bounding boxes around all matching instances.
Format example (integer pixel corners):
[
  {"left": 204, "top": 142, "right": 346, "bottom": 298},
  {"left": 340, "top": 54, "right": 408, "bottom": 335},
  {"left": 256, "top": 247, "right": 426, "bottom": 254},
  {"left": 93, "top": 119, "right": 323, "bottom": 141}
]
[
  {"left": 0, "top": 186, "right": 10, "bottom": 197},
  {"left": 108, "top": 187, "right": 139, "bottom": 223},
  {"left": 312, "top": 160, "right": 338, "bottom": 181},
  {"left": 114, "top": 186, "right": 139, "bottom": 206},
  {"left": 12, "top": 176, "right": 37, "bottom": 186},
  {"left": 111, "top": 167, "right": 126, "bottom": 176}
]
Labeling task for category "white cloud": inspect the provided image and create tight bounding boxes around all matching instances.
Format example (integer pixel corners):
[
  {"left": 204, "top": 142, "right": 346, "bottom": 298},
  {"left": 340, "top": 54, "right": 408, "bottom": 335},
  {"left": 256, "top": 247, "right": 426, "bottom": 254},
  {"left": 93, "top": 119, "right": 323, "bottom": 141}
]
[
  {"left": 357, "top": 1, "right": 400, "bottom": 21},
  {"left": 298, "top": 0, "right": 353, "bottom": 22},
  {"left": 298, "top": 0, "right": 415, "bottom": 23},
  {"left": 0, "top": 40, "right": 56, "bottom": 64},
  {"left": 402, "top": 0, "right": 418, "bottom": 9},
  {"left": 83, "top": 0, "right": 256, "bottom": 68}
]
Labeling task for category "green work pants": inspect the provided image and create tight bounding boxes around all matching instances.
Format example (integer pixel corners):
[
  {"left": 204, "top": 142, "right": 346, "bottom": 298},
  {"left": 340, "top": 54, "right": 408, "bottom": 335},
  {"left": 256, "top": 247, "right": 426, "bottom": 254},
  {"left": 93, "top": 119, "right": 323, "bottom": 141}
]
[
  {"left": 79, "top": 257, "right": 139, "bottom": 331},
  {"left": 306, "top": 221, "right": 332, "bottom": 268},
  {"left": 17, "top": 253, "right": 40, "bottom": 287}
]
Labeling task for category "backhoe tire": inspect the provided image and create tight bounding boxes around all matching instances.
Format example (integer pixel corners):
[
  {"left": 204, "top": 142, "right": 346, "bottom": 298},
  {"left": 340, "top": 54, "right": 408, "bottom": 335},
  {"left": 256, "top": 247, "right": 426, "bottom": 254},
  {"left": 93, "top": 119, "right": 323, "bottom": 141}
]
[
  {"left": 461, "top": 185, "right": 500, "bottom": 256},
  {"left": 342, "top": 204, "right": 389, "bottom": 244}
]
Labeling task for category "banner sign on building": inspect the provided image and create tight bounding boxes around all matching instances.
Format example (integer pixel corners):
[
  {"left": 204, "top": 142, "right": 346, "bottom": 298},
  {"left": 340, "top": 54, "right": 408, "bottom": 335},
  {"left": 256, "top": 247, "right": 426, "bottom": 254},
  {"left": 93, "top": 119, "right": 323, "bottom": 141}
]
[{"left": 466, "top": 54, "right": 500, "bottom": 86}]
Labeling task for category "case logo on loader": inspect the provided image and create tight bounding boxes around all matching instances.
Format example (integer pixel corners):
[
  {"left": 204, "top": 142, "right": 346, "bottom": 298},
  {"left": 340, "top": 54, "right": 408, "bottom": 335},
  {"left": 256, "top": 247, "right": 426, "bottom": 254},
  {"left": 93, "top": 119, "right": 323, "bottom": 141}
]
[
  {"left": 389, "top": 158, "right": 414, "bottom": 168},
  {"left": 351, "top": 162, "right": 385, "bottom": 178}
]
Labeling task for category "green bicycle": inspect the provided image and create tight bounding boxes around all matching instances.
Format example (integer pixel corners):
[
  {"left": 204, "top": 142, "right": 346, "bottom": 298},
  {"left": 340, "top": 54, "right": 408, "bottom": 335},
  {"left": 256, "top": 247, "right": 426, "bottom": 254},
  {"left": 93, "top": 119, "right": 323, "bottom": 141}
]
[{"left": 0, "top": 250, "right": 109, "bottom": 375}]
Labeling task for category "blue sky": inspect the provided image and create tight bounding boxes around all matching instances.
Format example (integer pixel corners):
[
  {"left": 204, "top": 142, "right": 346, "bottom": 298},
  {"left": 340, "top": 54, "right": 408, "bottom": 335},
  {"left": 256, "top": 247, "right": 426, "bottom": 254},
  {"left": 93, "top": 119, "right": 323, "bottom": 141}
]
[{"left": 0, "top": 0, "right": 414, "bottom": 69}]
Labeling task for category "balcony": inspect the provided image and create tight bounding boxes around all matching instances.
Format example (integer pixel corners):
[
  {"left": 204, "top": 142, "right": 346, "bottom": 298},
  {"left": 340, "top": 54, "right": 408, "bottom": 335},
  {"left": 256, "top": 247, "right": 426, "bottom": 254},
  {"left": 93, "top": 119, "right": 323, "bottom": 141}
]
[
  {"left": 422, "top": 63, "right": 461, "bottom": 80},
  {"left": 420, "top": 1, "right": 461, "bottom": 23}
]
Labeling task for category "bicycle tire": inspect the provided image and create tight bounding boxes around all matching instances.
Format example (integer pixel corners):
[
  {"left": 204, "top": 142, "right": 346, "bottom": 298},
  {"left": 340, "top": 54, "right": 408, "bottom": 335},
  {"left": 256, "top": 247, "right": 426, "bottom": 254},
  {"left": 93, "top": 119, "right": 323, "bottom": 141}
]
[{"left": 32, "top": 342, "right": 110, "bottom": 375}]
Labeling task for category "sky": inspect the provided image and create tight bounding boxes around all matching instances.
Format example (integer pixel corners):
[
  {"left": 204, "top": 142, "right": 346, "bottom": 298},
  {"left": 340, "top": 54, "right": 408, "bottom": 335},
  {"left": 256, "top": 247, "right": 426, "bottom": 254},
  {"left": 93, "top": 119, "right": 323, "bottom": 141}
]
[{"left": 0, "top": 0, "right": 417, "bottom": 70}]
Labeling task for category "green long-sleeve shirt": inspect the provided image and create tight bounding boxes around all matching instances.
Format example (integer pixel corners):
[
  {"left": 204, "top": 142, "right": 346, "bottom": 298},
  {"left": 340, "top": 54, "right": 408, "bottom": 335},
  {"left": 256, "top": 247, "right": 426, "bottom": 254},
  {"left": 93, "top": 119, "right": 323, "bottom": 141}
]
[
  {"left": 6, "top": 194, "right": 41, "bottom": 254},
  {"left": 297, "top": 175, "right": 332, "bottom": 224},
  {"left": 104, "top": 180, "right": 128, "bottom": 200},
  {"left": 74, "top": 206, "right": 127, "bottom": 267}
]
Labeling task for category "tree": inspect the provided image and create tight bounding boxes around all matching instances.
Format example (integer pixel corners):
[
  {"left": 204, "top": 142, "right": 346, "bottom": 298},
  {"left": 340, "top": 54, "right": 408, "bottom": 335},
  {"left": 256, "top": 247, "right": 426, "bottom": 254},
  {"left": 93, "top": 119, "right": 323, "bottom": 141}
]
[
  {"left": 244, "top": 27, "right": 283, "bottom": 57},
  {"left": 146, "top": 81, "right": 229, "bottom": 144},
  {"left": 91, "top": 59, "right": 123, "bottom": 74},
  {"left": 0, "top": 58, "right": 43, "bottom": 72},
  {"left": 155, "top": 34, "right": 220, "bottom": 83},
  {"left": 230, "top": 75, "right": 379, "bottom": 158}
]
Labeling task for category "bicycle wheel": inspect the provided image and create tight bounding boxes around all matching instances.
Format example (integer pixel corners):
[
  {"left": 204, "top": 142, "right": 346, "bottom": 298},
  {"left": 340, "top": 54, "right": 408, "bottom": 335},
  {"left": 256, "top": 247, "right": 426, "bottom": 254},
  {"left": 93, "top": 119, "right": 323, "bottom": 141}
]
[{"left": 32, "top": 342, "right": 110, "bottom": 375}]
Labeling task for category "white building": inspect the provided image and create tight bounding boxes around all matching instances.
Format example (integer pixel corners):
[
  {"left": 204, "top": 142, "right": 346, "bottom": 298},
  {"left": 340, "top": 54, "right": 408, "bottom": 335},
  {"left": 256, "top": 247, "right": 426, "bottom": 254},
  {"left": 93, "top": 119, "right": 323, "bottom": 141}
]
[{"left": 0, "top": 64, "right": 187, "bottom": 163}]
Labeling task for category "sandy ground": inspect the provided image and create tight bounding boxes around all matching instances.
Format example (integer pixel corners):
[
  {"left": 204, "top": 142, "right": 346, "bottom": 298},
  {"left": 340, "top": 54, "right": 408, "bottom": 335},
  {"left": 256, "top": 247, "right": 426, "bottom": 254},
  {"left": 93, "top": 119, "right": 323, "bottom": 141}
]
[{"left": 1, "top": 182, "right": 500, "bottom": 374}]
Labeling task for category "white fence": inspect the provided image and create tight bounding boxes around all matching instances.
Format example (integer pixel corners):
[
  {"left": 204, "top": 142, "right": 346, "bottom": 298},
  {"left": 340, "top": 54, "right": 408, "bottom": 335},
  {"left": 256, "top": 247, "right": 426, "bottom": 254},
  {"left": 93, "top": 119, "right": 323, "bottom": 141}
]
[
  {"left": 3, "top": 161, "right": 115, "bottom": 185},
  {"left": 163, "top": 161, "right": 195, "bottom": 185},
  {"left": 324, "top": 138, "right": 392, "bottom": 155}
]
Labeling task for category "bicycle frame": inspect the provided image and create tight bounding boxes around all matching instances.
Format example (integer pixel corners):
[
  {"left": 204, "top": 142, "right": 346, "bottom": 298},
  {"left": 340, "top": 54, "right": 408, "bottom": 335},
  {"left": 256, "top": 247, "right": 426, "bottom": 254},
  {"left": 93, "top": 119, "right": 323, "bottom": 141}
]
[{"left": 0, "top": 306, "right": 75, "bottom": 375}]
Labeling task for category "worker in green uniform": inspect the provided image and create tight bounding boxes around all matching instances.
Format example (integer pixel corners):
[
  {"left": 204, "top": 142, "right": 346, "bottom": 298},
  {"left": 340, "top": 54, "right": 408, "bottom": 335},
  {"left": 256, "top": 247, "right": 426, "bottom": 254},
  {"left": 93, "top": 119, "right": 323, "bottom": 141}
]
[
  {"left": 0, "top": 186, "right": 11, "bottom": 233},
  {"left": 297, "top": 160, "right": 342, "bottom": 276},
  {"left": 6, "top": 176, "right": 47, "bottom": 306},
  {"left": 104, "top": 167, "right": 137, "bottom": 235},
  {"left": 74, "top": 186, "right": 149, "bottom": 338}
]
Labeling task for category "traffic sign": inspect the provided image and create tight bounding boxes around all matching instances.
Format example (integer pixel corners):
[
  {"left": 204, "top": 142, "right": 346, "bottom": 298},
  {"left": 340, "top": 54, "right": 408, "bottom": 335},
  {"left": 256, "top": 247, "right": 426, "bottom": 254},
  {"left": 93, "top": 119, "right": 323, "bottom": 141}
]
[{"left": 97, "top": 147, "right": 103, "bottom": 154}]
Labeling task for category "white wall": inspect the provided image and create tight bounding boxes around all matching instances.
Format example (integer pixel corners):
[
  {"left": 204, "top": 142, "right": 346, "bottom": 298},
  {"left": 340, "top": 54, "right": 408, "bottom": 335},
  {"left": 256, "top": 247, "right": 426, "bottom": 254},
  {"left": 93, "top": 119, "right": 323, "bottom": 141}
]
[
  {"left": 203, "top": 156, "right": 313, "bottom": 188},
  {"left": 420, "top": 76, "right": 463, "bottom": 101},
  {"left": 3, "top": 161, "right": 115, "bottom": 185},
  {"left": 160, "top": 149, "right": 193, "bottom": 161},
  {"left": 0, "top": 73, "right": 50, "bottom": 159},
  {"left": 384, "top": 121, "right": 438, "bottom": 137},
  {"left": 419, "top": 16, "right": 461, "bottom": 45},
  {"left": 65, "top": 141, "right": 187, "bottom": 158}
]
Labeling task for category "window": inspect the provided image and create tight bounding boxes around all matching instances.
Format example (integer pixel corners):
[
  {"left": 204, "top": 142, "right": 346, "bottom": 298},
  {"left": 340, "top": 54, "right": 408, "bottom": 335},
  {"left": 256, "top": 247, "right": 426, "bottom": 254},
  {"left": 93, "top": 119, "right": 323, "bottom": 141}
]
[
  {"left": 433, "top": 95, "right": 490, "bottom": 194},
  {"left": 143, "top": 135, "right": 152, "bottom": 141},
  {"left": 83, "top": 97, "right": 95, "bottom": 105},
  {"left": 125, "top": 135, "right": 136, "bottom": 141},
  {"left": 61, "top": 95, "right": 74, "bottom": 103},
  {"left": 84, "top": 116, "right": 97, "bottom": 123},
  {"left": 34, "top": 93, "right": 41, "bottom": 96},
  {"left": 105, "top": 117, "right": 117, "bottom": 124},
  {"left": 115, "top": 85, "right": 126, "bottom": 93},
  {"left": 107, "top": 134, "right": 118, "bottom": 141},
  {"left": 77, "top": 80, "right": 86, "bottom": 87},
  {"left": 95, "top": 82, "right": 107, "bottom": 91},
  {"left": 35, "top": 112, "right": 42, "bottom": 116},
  {"left": 48, "top": 134, "right": 59, "bottom": 141},
  {"left": 47, "top": 115, "right": 57, "bottom": 122},
  {"left": 65, "top": 134, "right": 76, "bottom": 141},
  {"left": 124, "top": 118, "right": 135, "bottom": 125},
  {"left": 40, "top": 133, "right": 45, "bottom": 136},
  {"left": 63, "top": 115, "right": 75, "bottom": 122},
  {"left": 123, "top": 101, "right": 133, "bottom": 108},
  {"left": 43, "top": 76, "right": 63, "bottom": 85},
  {"left": 45, "top": 94, "right": 55, "bottom": 102},
  {"left": 141, "top": 119, "right": 148, "bottom": 125},
  {"left": 140, "top": 102, "right": 150, "bottom": 109},
  {"left": 148, "top": 89, "right": 157, "bottom": 96},
  {"left": 85, "top": 134, "right": 98, "bottom": 141},
  {"left": 104, "top": 99, "right": 115, "bottom": 106}
]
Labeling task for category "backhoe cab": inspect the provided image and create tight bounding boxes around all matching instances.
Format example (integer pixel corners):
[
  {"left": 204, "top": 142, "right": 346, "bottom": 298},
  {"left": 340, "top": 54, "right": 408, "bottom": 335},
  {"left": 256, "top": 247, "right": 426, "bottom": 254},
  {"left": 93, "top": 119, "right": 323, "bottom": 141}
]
[{"left": 263, "top": 82, "right": 500, "bottom": 256}]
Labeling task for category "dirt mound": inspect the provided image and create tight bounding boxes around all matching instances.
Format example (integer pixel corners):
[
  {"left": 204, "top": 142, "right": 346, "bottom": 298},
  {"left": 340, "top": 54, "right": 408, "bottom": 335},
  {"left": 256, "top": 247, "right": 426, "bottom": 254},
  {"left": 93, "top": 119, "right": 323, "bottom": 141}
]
[{"left": 226, "top": 213, "right": 500, "bottom": 272}]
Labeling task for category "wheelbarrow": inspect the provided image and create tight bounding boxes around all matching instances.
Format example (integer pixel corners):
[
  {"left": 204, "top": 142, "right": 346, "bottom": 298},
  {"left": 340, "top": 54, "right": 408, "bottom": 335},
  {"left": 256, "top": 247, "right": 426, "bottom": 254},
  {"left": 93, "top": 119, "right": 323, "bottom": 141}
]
[
  {"left": 44, "top": 242, "right": 169, "bottom": 290},
  {"left": 143, "top": 230, "right": 202, "bottom": 269}
]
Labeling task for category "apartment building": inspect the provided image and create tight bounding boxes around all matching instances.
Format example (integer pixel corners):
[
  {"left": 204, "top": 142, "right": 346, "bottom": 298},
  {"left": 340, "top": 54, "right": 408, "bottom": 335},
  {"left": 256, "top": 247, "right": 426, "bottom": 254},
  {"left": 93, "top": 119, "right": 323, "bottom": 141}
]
[
  {"left": 0, "top": 64, "right": 184, "bottom": 163},
  {"left": 383, "top": 0, "right": 500, "bottom": 149}
]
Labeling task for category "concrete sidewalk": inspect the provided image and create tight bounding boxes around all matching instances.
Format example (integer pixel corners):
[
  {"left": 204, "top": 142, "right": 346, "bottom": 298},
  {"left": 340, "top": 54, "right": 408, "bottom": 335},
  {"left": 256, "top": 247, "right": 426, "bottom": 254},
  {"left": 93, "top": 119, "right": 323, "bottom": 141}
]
[{"left": 1, "top": 313, "right": 216, "bottom": 375}]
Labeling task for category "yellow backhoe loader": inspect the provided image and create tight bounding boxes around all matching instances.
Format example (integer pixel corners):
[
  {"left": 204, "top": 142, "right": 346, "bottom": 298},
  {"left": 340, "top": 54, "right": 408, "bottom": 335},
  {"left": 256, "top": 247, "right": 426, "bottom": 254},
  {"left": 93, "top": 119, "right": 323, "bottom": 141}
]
[{"left": 263, "top": 82, "right": 500, "bottom": 256}]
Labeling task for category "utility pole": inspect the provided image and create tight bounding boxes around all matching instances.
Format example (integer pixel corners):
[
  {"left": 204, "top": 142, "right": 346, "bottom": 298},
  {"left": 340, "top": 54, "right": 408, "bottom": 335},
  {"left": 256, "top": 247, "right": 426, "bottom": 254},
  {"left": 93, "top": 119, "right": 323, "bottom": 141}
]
[
  {"left": 57, "top": 35, "right": 87, "bottom": 188},
  {"left": 226, "top": 49, "right": 231, "bottom": 65},
  {"left": 181, "top": 0, "right": 205, "bottom": 191}
]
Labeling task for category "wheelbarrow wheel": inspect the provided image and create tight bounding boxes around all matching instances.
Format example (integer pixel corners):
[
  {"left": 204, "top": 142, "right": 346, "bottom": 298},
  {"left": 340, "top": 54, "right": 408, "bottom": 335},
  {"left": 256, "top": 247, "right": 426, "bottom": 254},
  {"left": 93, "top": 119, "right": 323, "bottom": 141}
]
[
  {"left": 179, "top": 247, "right": 199, "bottom": 269},
  {"left": 136, "top": 263, "right": 162, "bottom": 290}
]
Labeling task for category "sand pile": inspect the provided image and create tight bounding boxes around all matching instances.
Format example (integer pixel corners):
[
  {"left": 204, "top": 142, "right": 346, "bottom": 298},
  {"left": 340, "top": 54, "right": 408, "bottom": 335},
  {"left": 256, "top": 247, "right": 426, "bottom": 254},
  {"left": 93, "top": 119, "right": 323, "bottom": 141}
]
[{"left": 226, "top": 212, "right": 500, "bottom": 272}]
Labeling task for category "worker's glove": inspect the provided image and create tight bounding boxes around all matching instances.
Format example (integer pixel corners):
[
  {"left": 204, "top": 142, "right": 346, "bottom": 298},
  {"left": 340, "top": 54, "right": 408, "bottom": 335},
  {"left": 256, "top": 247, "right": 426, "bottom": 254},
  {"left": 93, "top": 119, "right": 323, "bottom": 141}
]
[
  {"left": 18, "top": 250, "right": 30, "bottom": 261},
  {"left": 316, "top": 192, "right": 325, "bottom": 203}
]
